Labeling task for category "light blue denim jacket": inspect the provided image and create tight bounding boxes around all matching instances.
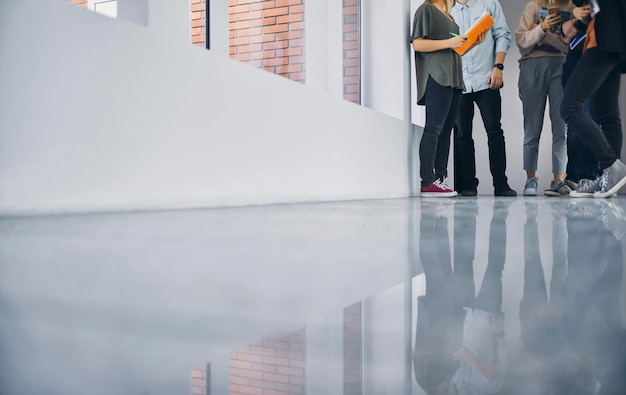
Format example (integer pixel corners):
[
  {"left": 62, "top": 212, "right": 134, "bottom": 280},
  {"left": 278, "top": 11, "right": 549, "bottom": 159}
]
[{"left": 450, "top": 0, "right": 511, "bottom": 93}]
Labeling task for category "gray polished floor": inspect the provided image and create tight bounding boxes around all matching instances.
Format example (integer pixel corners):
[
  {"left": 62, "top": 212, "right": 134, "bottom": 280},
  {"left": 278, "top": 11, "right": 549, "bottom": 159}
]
[{"left": 1, "top": 197, "right": 625, "bottom": 395}]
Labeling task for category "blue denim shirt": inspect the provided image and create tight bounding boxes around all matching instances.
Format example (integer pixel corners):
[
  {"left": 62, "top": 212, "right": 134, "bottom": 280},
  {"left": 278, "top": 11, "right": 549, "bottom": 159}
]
[{"left": 450, "top": 0, "right": 511, "bottom": 93}]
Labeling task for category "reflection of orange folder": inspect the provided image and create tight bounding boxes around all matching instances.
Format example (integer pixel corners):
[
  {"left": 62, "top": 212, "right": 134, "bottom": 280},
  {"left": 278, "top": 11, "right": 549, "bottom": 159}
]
[{"left": 453, "top": 13, "right": 494, "bottom": 56}]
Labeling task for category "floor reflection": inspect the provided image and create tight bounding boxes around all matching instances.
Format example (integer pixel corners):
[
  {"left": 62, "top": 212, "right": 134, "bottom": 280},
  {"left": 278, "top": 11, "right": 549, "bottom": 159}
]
[{"left": 0, "top": 198, "right": 624, "bottom": 395}]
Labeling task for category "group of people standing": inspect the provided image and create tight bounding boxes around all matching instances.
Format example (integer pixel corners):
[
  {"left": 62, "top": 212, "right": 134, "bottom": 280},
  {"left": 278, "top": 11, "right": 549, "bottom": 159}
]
[{"left": 411, "top": 0, "right": 626, "bottom": 199}]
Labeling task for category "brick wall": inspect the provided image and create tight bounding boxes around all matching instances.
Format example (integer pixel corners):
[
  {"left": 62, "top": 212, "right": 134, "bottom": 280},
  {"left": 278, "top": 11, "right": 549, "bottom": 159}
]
[
  {"left": 343, "top": 302, "right": 362, "bottom": 395},
  {"left": 342, "top": 0, "right": 360, "bottom": 104},
  {"left": 191, "top": 0, "right": 208, "bottom": 48},
  {"left": 229, "top": 0, "right": 306, "bottom": 83},
  {"left": 230, "top": 328, "right": 306, "bottom": 395},
  {"left": 191, "top": 368, "right": 208, "bottom": 395},
  {"left": 70, "top": 0, "right": 88, "bottom": 7}
]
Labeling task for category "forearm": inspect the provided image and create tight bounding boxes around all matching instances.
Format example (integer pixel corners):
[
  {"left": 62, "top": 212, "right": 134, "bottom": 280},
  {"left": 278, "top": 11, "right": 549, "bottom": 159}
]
[
  {"left": 412, "top": 38, "right": 452, "bottom": 52},
  {"left": 494, "top": 52, "right": 506, "bottom": 64}
]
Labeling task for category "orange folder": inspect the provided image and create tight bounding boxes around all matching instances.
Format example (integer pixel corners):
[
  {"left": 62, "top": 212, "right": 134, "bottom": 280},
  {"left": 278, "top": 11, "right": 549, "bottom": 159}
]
[{"left": 453, "top": 13, "right": 495, "bottom": 56}]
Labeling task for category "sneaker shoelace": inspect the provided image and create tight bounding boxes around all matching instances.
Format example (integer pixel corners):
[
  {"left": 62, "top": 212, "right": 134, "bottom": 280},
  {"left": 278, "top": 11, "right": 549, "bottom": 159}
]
[
  {"left": 599, "top": 172, "right": 608, "bottom": 192},
  {"left": 435, "top": 178, "right": 452, "bottom": 191}
]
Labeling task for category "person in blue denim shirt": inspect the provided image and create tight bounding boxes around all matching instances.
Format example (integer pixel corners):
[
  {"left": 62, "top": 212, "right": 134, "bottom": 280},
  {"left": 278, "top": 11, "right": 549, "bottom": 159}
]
[{"left": 450, "top": 0, "right": 517, "bottom": 197}]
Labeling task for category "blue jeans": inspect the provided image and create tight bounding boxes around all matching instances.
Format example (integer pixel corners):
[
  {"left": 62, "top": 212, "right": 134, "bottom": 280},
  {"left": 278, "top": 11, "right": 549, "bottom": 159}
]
[
  {"left": 453, "top": 88, "right": 509, "bottom": 192},
  {"left": 420, "top": 76, "right": 462, "bottom": 186},
  {"left": 560, "top": 48, "right": 623, "bottom": 170}
]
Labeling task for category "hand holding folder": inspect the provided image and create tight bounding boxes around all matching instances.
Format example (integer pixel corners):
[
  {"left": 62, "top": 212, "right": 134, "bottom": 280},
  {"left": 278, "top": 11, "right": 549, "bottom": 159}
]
[{"left": 453, "top": 12, "right": 495, "bottom": 56}]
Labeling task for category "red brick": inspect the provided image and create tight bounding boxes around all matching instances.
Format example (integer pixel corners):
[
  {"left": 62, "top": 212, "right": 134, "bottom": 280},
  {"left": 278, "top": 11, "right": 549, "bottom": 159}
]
[
  {"left": 264, "top": 40, "right": 288, "bottom": 50},
  {"left": 250, "top": 34, "right": 276, "bottom": 43},
  {"left": 263, "top": 23, "right": 289, "bottom": 33},
  {"left": 276, "top": 0, "right": 302, "bottom": 6},
  {"left": 230, "top": 4, "right": 251, "bottom": 14},
  {"left": 230, "top": 360, "right": 252, "bottom": 370},
  {"left": 238, "top": 369, "right": 265, "bottom": 379},
  {"left": 191, "top": 11, "right": 204, "bottom": 20},
  {"left": 275, "top": 64, "right": 302, "bottom": 73},
  {"left": 251, "top": 362, "right": 277, "bottom": 373},
  {"left": 252, "top": 1, "right": 278, "bottom": 11},
  {"left": 263, "top": 57, "right": 288, "bottom": 67},
  {"left": 264, "top": 7, "right": 289, "bottom": 17},
  {"left": 237, "top": 386, "right": 264, "bottom": 395},
  {"left": 277, "top": 13, "right": 303, "bottom": 24},
  {"left": 277, "top": 366, "right": 304, "bottom": 377},
  {"left": 238, "top": 27, "right": 264, "bottom": 37},
  {"left": 289, "top": 4, "right": 305, "bottom": 13},
  {"left": 263, "top": 356, "right": 290, "bottom": 366},
  {"left": 237, "top": 10, "right": 263, "bottom": 20},
  {"left": 250, "top": 378, "right": 278, "bottom": 389},
  {"left": 230, "top": 20, "right": 252, "bottom": 30},
  {"left": 231, "top": 376, "right": 251, "bottom": 385},
  {"left": 288, "top": 21, "right": 304, "bottom": 31},
  {"left": 251, "top": 17, "right": 277, "bottom": 27}
]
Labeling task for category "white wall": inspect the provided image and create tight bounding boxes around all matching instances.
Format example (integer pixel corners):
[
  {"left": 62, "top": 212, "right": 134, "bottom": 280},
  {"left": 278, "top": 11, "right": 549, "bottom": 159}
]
[{"left": 0, "top": 0, "right": 409, "bottom": 215}]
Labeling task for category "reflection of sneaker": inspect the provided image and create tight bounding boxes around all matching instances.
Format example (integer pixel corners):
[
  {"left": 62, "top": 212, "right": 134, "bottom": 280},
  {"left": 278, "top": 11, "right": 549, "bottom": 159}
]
[
  {"left": 525, "top": 201, "right": 538, "bottom": 219},
  {"left": 544, "top": 179, "right": 577, "bottom": 196},
  {"left": 570, "top": 178, "right": 602, "bottom": 198},
  {"left": 523, "top": 177, "right": 538, "bottom": 196},
  {"left": 421, "top": 178, "right": 458, "bottom": 198},
  {"left": 596, "top": 200, "right": 626, "bottom": 240},
  {"left": 594, "top": 159, "right": 626, "bottom": 198}
]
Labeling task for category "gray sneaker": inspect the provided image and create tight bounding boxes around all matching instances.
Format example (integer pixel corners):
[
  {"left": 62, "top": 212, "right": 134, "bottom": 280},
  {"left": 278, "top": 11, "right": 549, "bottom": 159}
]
[
  {"left": 523, "top": 177, "right": 538, "bottom": 196},
  {"left": 594, "top": 159, "right": 626, "bottom": 198},
  {"left": 544, "top": 179, "right": 577, "bottom": 196},
  {"left": 570, "top": 178, "right": 602, "bottom": 198}
]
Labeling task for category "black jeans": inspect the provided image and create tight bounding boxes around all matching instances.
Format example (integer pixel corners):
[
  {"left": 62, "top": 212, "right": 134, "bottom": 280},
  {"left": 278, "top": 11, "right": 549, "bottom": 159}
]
[
  {"left": 560, "top": 48, "right": 623, "bottom": 170},
  {"left": 420, "top": 76, "right": 462, "bottom": 186},
  {"left": 454, "top": 88, "right": 509, "bottom": 192},
  {"left": 562, "top": 50, "right": 600, "bottom": 181}
]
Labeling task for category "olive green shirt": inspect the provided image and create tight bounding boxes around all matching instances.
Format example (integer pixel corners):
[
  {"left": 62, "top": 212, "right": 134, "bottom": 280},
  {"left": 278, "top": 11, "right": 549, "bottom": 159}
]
[{"left": 411, "top": 2, "right": 465, "bottom": 105}]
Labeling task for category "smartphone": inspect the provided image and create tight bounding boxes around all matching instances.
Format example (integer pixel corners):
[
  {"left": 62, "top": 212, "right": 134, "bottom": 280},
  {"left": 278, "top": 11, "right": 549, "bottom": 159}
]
[
  {"left": 548, "top": 6, "right": 559, "bottom": 16},
  {"left": 539, "top": 6, "right": 548, "bottom": 20}
]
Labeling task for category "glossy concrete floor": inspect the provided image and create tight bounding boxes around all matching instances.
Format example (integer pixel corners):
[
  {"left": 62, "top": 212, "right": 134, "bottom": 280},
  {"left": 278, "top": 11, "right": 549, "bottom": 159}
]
[{"left": 1, "top": 197, "right": 625, "bottom": 395}]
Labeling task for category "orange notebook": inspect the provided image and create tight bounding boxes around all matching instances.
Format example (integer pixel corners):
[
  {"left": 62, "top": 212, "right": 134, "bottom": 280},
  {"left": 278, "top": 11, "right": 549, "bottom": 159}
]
[{"left": 453, "top": 13, "right": 494, "bottom": 56}]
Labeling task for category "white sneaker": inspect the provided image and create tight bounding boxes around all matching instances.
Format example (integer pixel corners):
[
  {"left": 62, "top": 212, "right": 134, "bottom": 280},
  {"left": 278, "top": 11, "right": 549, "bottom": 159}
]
[
  {"left": 523, "top": 177, "right": 538, "bottom": 196},
  {"left": 594, "top": 160, "right": 626, "bottom": 198}
]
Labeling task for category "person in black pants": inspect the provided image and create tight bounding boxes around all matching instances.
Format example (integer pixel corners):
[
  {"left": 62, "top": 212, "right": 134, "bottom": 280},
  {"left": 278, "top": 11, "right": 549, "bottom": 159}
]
[{"left": 561, "top": 0, "right": 626, "bottom": 198}]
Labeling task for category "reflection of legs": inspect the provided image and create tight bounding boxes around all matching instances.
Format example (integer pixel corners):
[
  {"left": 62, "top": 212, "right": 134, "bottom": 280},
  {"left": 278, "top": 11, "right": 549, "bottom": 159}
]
[
  {"left": 454, "top": 201, "right": 478, "bottom": 307},
  {"left": 420, "top": 207, "right": 455, "bottom": 317},
  {"left": 550, "top": 209, "right": 567, "bottom": 315},
  {"left": 520, "top": 213, "right": 550, "bottom": 345},
  {"left": 474, "top": 203, "right": 506, "bottom": 313}
]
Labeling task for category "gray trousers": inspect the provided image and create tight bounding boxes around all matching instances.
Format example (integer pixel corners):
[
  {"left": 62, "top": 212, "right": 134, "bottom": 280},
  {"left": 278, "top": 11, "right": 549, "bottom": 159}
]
[{"left": 518, "top": 56, "right": 567, "bottom": 174}]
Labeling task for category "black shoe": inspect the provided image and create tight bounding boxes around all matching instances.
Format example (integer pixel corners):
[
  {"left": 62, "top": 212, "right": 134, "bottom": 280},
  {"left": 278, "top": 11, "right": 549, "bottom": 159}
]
[
  {"left": 461, "top": 189, "right": 477, "bottom": 196},
  {"left": 494, "top": 185, "right": 517, "bottom": 197}
]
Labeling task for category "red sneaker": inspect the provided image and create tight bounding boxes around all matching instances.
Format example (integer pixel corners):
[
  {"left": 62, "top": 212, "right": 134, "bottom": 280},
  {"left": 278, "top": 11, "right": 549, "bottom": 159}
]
[{"left": 421, "top": 179, "right": 458, "bottom": 198}]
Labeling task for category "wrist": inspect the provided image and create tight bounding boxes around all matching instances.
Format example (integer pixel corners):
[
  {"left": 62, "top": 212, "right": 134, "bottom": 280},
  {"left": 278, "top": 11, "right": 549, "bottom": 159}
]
[{"left": 493, "top": 63, "right": 504, "bottom": 70}]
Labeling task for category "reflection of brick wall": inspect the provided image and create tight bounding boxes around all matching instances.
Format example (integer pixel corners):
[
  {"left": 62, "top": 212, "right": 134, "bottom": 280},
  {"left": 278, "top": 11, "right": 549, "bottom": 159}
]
[
  {"left": 343, "top": 0, "right": 360, "bottom": 104},
  {"left": 191, "top": 0, "right": 207, "bottom": 48},
  {"left": 343, "top": 302, "right": 362, "bottom": 395},
  {"left": 229, "top": 0, "right": 305, "bottom": 83},
  {"left": 230, "top": 328, "right": 306, "bottom": 395},
  {"left": 70, "top": 0, "right": 88, "bottom": 7},
  {"left": 190, "top": 368, "right": 207, "bottom": 395}
]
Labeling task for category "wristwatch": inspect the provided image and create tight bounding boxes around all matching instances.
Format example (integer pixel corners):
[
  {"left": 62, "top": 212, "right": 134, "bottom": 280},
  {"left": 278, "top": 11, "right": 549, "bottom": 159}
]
[{"left": 493, "top": 63, "right": 504, "bottom": 70}]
